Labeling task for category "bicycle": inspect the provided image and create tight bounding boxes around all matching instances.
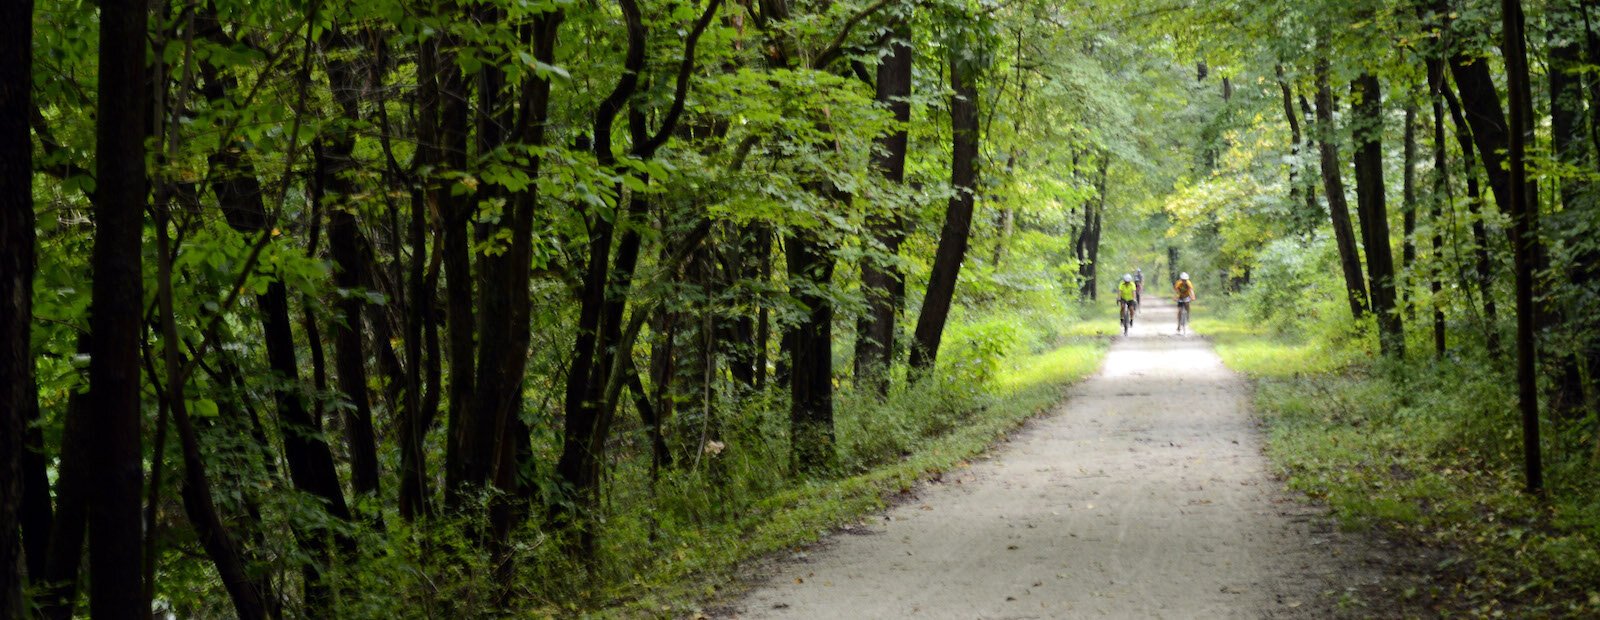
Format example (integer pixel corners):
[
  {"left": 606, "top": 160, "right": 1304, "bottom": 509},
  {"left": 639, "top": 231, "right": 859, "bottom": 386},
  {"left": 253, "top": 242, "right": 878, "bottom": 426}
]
[
  {"left": 1120, "top": 299, "right": 1136, "bottom": 335},
  {"left": 1176, "top": 296, "right": 1192, "bottom": 334}
]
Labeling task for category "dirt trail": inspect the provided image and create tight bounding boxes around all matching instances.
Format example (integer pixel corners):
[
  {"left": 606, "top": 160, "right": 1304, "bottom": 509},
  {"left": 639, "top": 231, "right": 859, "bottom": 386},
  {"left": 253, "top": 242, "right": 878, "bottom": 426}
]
[{"left": 724, "top": 300, "right": 1367, "bottom": 619}]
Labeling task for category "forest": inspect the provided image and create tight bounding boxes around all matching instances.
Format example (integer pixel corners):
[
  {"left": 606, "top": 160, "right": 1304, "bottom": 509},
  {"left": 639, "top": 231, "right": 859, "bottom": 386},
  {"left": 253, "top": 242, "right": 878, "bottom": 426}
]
[{"left": 2, "top": 0, "right": 1600, "bottom": 616}]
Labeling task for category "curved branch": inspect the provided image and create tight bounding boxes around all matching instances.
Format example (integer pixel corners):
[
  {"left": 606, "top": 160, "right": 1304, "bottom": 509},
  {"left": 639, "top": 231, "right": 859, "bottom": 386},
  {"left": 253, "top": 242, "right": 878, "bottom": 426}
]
[
  {"left": 811, "top": 0, "right": 895, "bottom": 70},
  {"left": 639, "top": 0, "right": 726, "bottom": 156},
  {"left": 594, "top": 0, "right": 647, "bottom": 167}
]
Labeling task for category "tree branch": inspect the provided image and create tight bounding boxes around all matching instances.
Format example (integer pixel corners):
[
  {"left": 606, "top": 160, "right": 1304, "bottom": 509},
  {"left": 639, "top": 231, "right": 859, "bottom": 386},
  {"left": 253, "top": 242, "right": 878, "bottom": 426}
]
[
  {"left": 811, "top": 0, "right": 896, "bottom": 70},
  {"left": 640, "top": 0, "right": 726, "bottom": 156},
  {"left": 594, "top": 0, "right": 647, "bottom": 167}
]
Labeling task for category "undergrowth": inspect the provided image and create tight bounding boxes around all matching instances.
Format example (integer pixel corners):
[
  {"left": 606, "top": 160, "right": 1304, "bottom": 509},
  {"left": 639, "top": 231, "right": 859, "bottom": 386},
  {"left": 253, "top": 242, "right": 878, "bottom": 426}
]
[
  {"left": 1206, "top": 304, "right": 1600, "bottom": 618},
  {"left": 572, "top": 310, "right": 1109, "bottom": 618}
]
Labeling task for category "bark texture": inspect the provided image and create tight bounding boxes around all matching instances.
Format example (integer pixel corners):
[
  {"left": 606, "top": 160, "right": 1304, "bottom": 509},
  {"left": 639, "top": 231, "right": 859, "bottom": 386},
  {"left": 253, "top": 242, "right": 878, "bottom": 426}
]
[
  {"left": 1314, "top": 61, "right": 1370, "bottom": 319},
  {"left": 88, "top": 0, "right": 150, "bottom": 613},
  {"left": 855, "top": 17, "right": 913, "bottom": 391},
  {"left": 911, "top": 55, "right": 981, "bottom": 371},
  {"left": 1351, "top": 74, "right": 1404, "bottom": 357},
  {"left": 0, "top": 0, "right": 35, "bottom": 613}
]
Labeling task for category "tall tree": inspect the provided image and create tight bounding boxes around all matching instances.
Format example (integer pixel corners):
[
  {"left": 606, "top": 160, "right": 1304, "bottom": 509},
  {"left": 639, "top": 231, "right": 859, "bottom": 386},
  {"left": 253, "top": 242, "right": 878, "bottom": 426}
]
[
  {"left": 86, "top": 0, "right": 150, "bottom": 612},
  {"left": 1314, "top": 60, "right": 1370, "bottom": 319},
  {"left": 557, "top": 0, "right": 721, "bottom": 535},
  {"left": 1427, "top": 60, "right": 1450, "bottom": 358},
  {"left": 1439, "top": 78, "right": 1501, "bottom": 352},
  {"left": 1401, "top": 101, "right": 1418, "bottom": 315},
  {"left": 1547, "top": 0, "right": 1594, "bottom": 413},
  {"left": 195, "top": 9, "right": 353, "bottom": 603},
  {"left": 1351, "top": 74, "right": 1404, "bottom": 357},
  {"left": 911, "top": 49, "right": 982, "bottom": 371},
  {"left": 786, "top": 234, "right": 838, "bottom": 472},
  {"left": 1500, "top": 0, "right": 1543, "bottom": 492},
  {"left": 1276, "top": 65, "right": 1320, "bottom": 238},
  {"left": 320, "top": 29, "right": 382, "bottom": 501},
  {"left": 437, "top": 18, "right": 478, "bottom": 505},
  {"left": 855, "top": 13, "right": 914, "bottom": 392},
  {"left": 0, "top": 0, "right": 35, "bottom": 612}
]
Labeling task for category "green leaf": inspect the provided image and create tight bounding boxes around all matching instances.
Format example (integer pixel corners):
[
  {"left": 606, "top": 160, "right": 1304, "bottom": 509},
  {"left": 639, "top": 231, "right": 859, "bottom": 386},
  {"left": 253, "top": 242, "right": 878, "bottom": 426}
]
[{"left": 190, "top": 399, "right": 220, "bottom": 418}]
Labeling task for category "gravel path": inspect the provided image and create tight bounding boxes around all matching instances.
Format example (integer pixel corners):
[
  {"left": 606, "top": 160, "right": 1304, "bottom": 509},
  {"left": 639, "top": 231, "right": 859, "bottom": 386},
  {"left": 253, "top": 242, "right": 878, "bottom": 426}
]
[{"left": 722, "top": 300, "right": 1365, "bottom": 619}]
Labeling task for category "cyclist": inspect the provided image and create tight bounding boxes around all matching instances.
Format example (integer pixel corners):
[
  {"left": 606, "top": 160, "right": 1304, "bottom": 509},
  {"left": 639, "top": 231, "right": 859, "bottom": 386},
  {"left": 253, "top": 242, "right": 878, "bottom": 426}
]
[
  {"left": 1117, "top": 274, "right": 1138, "bottom": 331},
  {"left": 1174, "top": 272, "right": 1196, "bottom": 334},
  {"left": 1133, "top": 268, "right": 1144, "bottom": 306}
]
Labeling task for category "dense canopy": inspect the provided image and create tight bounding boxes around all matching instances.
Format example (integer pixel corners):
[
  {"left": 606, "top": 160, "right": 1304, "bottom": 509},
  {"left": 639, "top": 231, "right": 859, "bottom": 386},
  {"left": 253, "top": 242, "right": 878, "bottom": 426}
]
[{"left": 2, "top": 0, "right": 1599, "bottom": 616}]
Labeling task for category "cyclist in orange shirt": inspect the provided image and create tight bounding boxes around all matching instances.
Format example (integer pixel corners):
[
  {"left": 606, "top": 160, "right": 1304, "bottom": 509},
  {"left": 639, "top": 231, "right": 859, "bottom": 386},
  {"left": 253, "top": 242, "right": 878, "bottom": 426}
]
[{"left": 1173, "top": 273, "right": 1196, "bottom": 334}]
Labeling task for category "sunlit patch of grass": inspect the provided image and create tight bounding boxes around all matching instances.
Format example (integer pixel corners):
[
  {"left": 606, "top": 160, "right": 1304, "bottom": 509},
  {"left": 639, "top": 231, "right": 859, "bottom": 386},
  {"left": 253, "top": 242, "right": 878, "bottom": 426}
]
[
  {"left": 1201, "top": 311, "right": 1357, "bottom": 378},
  {"left": 1059, "top": 300, "right": 1124, "bottom": 338},
  {"left": 998, "top": 339, "right": 1106, "bottom": 393}
]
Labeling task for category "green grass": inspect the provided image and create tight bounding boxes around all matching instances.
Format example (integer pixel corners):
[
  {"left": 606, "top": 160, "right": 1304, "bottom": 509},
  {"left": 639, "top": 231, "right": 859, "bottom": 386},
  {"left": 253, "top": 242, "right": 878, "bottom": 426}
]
[
  {"left": 1205, "top": 310, "right": 1600, "bottom": 618},
  {"left": 592, "top": 337, "right": 1110, "bottom": 618}
]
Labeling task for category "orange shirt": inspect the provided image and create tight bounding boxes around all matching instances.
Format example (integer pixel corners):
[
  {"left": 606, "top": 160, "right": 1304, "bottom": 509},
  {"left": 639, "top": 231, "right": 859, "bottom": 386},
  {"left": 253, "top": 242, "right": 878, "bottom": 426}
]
[{"left": 1174, "top": 279, "right": 1195, "bottom": 300}]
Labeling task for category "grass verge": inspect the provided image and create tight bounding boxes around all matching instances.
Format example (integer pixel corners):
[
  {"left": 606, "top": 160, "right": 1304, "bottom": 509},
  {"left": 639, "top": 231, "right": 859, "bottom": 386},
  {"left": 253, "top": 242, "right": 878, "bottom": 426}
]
[
  {"left": 590, "top": 337, "right": 1109, "bottom": 618},
  {"left": 1205, "top": 312, "right": 1600, "bottom": 618}
]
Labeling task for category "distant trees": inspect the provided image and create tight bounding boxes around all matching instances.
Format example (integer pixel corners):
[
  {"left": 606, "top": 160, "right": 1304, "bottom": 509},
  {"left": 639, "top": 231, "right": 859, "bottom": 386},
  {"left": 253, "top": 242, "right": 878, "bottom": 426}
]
[{"left": 1155, "top": 0, "right": 1600, "bottom": 494}]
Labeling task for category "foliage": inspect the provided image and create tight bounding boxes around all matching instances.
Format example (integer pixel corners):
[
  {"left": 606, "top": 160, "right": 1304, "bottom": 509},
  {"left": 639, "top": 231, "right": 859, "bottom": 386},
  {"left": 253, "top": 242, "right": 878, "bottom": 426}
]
[{"left": 1213, "top": 302, "right": 1600, "bottom": 618}]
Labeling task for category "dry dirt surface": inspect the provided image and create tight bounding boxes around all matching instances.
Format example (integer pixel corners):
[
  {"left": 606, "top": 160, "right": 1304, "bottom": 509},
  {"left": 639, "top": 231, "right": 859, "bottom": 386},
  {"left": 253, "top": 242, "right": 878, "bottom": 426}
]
[{"left": 720, "top": 300, "right": 1385, "bottom": 619}]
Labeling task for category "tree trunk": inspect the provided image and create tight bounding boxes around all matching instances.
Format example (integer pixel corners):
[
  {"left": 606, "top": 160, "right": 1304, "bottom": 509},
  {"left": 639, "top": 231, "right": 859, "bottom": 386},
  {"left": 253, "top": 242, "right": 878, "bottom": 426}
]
[
  {"left": 1402, "top": 101, "right": 1418, "bottom": 317},
  {"left": 911, "top": 54, "right": 980, "bottom": 371},
  {"left": 0, "top": 0, "right": 34, "bottom": 611},
  {"left": 320, "top": 34, "right": 381, "bottom": 499},
  {"left": 854, "top": 16, "right": 913, "bottom": 391},
  {"left": 1275, "top": 65, "right": 1318, "bottom": 238},
  {"left": 1548, "top": 9, "right": 1594, "bottom": 416},
  {"left": 1314, "top": 60, "right": 1370, "bottom": 319},
  {"left": 787, "top": 233, "right": 837, "bottom": 473},
  {"left": 1428, "top": 60, "right": 1450, "bottom": 358},
  {"left": 400, "top": 35, "right": 444, "bottom": 522},
  {"left": 154, "top": 213, "right": 272, "bottom": 619},
  {"left": 437, "top": 29, "right": 477, "bottom": 504},
  {"left": 1500, "top": 0, "right": 1543, "bottom": 493},
  {"left": 559, "top": 0, "right": 644, "bottom": 543},
  {"left": 1581, "top": 4, "right": 1600, "bottom": 414},
  {"left": 468, "top": 8, "right": 522, "bottom": 510},
  {"left": 1351, "top": 74, "right": 1404, "bottom": 357},
  {"left": 757, "top": 228, "right": 773, "bottom": 390},
  {"left": 1448, "top": 48, "right": 1514, "bottom": 223},
  {"left": 88, "top": 0, "right": 149, "bottom": 612},
  {"left": 195, "top": 15, "right": 353, "bottom": 607},
  {"left": 556, "top": 0, "right": 716, "bottom": 543},
  {"left": 728, "top": 229, "right": 762, "bottom": 388},
  {"left": 38, "top": 383, "right": 91, "bottom": 620},
  {"left": 1076, "top": 200, "right": 1093, "bottom": 300},
  {"left": 1087, "top": 160, "right": 1107, "bottom": 300},
  {"left": 1440, "top": 79, "right": 1502, "bottom": 353}
]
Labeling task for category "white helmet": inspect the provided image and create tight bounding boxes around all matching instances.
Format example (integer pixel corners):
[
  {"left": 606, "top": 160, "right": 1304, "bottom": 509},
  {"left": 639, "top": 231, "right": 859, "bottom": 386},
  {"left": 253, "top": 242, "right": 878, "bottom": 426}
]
[
  {"left": 1179, "top": 272, "right": 1189, "bottom": 280},
  {"left": 1123, "top": 274, "right": 1133, "bottom": 282}
]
